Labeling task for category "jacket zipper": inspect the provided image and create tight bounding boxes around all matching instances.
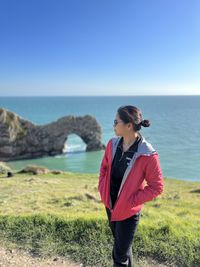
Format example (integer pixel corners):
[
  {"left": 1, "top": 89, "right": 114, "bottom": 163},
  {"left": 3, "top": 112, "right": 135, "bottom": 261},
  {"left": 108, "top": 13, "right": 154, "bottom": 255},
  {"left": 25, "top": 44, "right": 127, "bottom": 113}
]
[
  {"left": 110, "top": 149, "right": 125, "bottom": 208},
  {"left": 119, "top": 151, "right": 124, "bottom": 161},
  {"left": 117, "top": 154, "right": 138, "bottom": 197},
  {"left": 111, "top": 154, "right": 138, "bottom": 212}
]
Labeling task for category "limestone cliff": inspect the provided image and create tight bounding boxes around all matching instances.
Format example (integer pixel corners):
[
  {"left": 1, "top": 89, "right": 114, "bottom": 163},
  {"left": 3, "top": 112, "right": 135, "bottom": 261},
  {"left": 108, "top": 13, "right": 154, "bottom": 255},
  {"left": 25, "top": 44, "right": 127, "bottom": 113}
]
[{"left": 0, "top": 108, "right": 105, "bottom": 161}]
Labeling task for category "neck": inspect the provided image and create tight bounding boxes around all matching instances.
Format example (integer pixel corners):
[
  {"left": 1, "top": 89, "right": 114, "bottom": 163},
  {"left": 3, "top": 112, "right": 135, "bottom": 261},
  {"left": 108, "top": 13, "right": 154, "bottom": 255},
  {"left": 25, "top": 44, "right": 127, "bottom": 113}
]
[{"left": 122, "top": 132, "right": 138, "bottom": 146}]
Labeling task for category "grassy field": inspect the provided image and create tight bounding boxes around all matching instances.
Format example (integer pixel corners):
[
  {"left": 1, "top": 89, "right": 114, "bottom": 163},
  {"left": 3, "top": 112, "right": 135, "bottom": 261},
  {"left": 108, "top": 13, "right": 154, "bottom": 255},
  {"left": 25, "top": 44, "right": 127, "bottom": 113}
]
[{"left": 0, "top": 172, "right": 199, "bottom": 266}]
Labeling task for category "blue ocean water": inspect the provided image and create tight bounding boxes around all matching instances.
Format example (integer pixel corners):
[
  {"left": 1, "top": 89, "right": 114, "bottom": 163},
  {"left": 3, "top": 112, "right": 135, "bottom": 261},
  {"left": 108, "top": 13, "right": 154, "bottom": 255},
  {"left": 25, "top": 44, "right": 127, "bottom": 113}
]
[{"left": 0, "top": 96, "right": 200, "bottom": 182}]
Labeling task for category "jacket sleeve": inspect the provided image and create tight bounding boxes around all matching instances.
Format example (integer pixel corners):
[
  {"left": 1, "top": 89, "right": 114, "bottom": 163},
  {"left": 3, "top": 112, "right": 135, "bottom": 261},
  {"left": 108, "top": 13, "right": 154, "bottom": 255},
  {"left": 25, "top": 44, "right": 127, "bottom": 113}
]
[
  {"left": 98, "top": 140, "right": 111, "bottom": 195},
  {"left": 132, "top": 154, "right": 164, "bottom": 206}
]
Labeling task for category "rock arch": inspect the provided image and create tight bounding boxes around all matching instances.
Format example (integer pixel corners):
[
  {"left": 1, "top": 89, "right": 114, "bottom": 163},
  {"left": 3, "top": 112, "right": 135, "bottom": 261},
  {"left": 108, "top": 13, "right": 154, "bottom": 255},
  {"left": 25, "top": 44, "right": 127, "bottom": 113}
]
[
  {"left": 0, "top": 108, "right": 105, "bottom": 161},
  {"left": 62, "top": 134, "right": 87, "bottom": 153}
]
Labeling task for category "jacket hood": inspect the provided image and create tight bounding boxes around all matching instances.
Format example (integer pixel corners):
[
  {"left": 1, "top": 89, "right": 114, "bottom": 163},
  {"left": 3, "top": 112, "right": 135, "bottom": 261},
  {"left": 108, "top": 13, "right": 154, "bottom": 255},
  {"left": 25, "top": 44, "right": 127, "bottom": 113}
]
[
  {"left": 111, "top": 133, "right": 157, "bottom": 161},
  {"left": 137, "top": 134, "right": 157, "bottom": 156}
]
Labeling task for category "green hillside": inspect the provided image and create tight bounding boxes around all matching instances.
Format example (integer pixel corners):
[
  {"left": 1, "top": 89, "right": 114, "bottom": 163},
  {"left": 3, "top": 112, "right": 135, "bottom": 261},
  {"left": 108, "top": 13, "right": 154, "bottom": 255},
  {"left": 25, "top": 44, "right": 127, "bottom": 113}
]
[{"left": 0, "top": 172, "right": 199, "bottom": 267}]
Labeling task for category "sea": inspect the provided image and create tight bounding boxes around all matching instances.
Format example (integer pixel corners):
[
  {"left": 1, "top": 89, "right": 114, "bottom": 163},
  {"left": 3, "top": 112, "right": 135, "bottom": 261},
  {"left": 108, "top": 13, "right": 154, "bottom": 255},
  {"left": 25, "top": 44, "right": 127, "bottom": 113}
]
[{"left": 0, "top": 96, "right": 200, "bottom": 182}]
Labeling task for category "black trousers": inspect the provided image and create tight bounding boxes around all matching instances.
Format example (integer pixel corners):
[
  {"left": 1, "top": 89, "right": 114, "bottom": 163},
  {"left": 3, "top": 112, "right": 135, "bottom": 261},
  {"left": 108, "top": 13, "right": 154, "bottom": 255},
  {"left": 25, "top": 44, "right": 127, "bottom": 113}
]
[{"left": 106, "top": 208, "right": 140, "bottom": 267}]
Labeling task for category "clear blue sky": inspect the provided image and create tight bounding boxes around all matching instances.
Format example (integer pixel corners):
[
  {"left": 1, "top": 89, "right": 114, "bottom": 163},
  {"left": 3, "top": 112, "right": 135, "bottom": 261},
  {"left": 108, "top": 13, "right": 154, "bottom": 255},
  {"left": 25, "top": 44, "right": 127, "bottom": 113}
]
[{"left": 0, "top": 0, "right": 199, "bottom": 96}]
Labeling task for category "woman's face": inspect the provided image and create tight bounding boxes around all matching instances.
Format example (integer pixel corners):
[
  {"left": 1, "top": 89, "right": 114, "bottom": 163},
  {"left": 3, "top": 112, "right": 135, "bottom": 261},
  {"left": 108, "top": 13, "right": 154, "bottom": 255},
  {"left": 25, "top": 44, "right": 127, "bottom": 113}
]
[{"left": 113, "top": 113, "right": 128, "bottom": 136}]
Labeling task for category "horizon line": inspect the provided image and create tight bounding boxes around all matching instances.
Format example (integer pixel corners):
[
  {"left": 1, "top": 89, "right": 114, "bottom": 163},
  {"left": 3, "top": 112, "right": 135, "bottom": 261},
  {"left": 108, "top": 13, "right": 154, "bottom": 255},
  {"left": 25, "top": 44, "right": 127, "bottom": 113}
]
[{"left": 0, "top": 94, "right": 200, "bottom": 97}]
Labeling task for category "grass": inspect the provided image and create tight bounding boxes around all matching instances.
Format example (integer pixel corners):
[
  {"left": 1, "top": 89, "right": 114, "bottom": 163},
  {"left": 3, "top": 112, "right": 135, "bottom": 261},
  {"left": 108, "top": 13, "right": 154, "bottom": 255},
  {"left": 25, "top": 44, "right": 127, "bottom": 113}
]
[
  {"left": 0, "top": 172, "right": 103, "bottom": 219},
  {"left": 0, "top": 172, "right": 199, "bottom": 266}
]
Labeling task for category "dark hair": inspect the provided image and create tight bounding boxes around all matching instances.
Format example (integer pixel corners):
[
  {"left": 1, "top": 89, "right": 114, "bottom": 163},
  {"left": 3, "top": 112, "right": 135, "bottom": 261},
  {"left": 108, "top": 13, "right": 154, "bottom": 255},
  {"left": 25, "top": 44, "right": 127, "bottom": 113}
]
[{"left": 117, "top": 105, "right": 150, "bottom": 131}]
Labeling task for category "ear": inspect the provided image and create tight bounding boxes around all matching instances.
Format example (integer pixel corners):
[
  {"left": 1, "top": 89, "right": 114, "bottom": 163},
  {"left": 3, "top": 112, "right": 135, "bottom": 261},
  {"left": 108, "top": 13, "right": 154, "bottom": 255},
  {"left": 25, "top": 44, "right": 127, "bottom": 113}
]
[{"left": 128, "top": 123, "right": 134, "bottom": 131}]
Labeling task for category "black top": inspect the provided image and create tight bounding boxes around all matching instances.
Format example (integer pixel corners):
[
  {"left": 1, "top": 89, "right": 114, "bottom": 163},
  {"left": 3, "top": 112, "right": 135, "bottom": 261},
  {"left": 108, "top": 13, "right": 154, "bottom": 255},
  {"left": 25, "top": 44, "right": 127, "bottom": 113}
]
[{"left": 110, "top": 135, "right": 141, "bottom": 207}]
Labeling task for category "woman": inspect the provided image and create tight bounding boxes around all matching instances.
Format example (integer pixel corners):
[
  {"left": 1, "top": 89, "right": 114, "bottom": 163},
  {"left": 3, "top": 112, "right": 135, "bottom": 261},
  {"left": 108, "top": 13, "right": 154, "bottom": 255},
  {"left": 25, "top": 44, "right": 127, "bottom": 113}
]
[{"left": 98, "top": 105, "right": 163, "bottom": 267}]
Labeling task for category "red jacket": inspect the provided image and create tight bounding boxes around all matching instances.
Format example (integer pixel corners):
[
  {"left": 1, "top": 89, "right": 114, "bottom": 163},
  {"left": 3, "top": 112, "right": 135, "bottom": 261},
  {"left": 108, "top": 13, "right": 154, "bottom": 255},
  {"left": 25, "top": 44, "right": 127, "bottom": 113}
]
[{"left": 98, "top": 135, "right": 164, "bottom": 221}]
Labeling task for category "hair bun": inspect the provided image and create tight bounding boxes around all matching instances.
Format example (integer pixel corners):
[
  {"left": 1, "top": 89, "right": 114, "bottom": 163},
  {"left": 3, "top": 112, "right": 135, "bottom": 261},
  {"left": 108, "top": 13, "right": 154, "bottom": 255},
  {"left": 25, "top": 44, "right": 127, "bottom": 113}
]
[{"left": 141, "top": 119, "right": 150, "bottom": 127}]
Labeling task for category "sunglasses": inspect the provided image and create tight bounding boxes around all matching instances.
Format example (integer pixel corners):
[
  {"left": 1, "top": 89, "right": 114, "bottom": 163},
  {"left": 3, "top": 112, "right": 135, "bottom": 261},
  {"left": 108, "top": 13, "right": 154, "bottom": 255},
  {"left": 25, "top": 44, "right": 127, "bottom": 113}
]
[{"left": 113, "top": 119, "right": 124, "bottom": 126}]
